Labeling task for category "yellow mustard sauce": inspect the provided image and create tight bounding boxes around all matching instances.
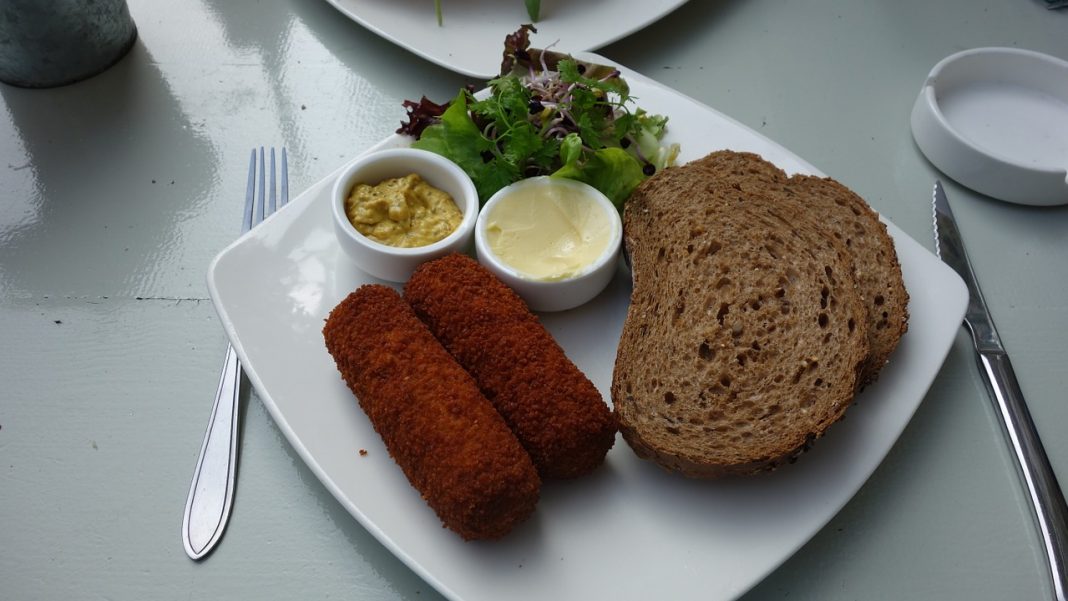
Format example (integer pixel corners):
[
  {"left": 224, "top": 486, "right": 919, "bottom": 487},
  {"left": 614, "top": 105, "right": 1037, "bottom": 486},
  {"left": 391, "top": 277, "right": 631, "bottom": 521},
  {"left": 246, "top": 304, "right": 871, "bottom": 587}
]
[
  {"left": 483, "top": 180, "right": 612, "bottom": 281},
  {"left": 345, "top": 173, "right": 462, "bottom": 248}
]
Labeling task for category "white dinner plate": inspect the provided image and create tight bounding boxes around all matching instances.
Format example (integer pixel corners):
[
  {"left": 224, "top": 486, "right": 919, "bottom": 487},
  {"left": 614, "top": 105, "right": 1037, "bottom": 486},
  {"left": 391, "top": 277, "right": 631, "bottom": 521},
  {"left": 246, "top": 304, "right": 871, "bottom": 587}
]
[
  {"left": 322, "top": 0, "right": 691, "bottom": 79},
  {"left": 207, "top": 53, "right": 968, "bottom": 601}
]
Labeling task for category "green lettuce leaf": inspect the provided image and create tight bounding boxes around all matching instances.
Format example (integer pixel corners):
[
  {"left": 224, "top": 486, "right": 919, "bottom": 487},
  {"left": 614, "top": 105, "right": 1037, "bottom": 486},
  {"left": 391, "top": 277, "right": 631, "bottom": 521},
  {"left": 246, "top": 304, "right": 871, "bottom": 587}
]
[
  {"left": 633, "top": 110, "right": 680, "bottom": 171},
  {"left": 552, "top": 147, "right": 646, "bottom": 209},
  {"left": 412, "top": 90, "right": 515, "bottom": 202},
  {"left": 525, "top": 0, "right": 540, "bottom": 21}
]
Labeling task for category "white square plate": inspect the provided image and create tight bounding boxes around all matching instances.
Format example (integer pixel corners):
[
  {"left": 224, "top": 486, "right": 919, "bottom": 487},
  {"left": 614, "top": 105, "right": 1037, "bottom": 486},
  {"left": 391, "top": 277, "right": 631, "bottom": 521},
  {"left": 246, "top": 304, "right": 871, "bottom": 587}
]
[
  {"left": 207, "top": 53, "right": 968, "bottom": 601},
  {"left": 323, "top": 0, "right": 691, "bottom": 78}
]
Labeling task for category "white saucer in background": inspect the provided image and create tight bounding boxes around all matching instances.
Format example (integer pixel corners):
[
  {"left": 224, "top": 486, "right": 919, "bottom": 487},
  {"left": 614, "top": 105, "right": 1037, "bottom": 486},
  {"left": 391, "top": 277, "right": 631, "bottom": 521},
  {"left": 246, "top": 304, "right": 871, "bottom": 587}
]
[{"left": 911, "top": 47, "right": 1068, "bottom": 206}]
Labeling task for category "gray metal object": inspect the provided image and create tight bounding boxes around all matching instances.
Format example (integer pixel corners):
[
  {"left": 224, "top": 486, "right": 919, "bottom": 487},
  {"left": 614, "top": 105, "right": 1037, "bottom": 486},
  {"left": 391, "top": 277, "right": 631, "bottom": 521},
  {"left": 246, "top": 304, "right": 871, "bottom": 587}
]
[
  {"left": 0, "top": 0, "right": 137, "bottom": 88},
  {"left": 182, "top": 148, "right": 288, "bottom": 561},
  {"left": 932, "top": 180, "right": 1068, "bottom": 601}
]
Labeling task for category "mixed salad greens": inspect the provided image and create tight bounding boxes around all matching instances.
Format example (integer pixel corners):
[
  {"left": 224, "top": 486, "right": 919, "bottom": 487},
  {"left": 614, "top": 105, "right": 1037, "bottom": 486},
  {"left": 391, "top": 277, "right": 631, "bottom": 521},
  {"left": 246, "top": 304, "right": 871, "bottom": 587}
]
[{"left": 397, "top": 25, "right": 679, "bottom": 208}]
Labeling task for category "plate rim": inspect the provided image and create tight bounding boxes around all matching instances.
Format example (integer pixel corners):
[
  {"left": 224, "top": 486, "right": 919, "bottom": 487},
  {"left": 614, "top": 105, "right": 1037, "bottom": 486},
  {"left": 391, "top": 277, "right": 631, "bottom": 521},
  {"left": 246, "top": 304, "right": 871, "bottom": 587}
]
[{"left": 320, "top": 0, "right": 693, "bottom": 79}]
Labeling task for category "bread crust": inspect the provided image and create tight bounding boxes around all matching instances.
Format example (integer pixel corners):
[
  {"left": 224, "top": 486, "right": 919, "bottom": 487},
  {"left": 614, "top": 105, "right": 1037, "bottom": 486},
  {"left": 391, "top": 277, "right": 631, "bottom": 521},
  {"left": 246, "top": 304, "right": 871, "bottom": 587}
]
[{"left": 612, "top": 153, "right": 883, "bottom": 477}]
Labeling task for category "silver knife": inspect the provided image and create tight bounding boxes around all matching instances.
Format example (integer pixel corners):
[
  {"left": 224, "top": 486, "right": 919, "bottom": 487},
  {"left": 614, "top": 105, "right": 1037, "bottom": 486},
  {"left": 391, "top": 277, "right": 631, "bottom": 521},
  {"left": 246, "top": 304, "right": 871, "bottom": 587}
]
[{"left": 933, "top": 180, "right": 1068, "bottom": 601}]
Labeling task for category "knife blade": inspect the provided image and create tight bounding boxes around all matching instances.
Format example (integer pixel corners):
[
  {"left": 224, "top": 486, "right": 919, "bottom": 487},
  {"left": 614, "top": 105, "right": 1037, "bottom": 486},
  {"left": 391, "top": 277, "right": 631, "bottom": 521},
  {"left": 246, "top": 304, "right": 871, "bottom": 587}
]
[{"left": 933, "top": 180, "right": 1068, "bottom": 601}]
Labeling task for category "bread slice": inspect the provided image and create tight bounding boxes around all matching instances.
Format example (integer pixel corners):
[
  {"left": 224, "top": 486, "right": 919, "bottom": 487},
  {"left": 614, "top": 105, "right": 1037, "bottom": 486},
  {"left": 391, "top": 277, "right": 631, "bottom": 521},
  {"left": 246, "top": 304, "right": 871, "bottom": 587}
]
[
  {"left": 611, "top": 157, "right": 871, "bottom": 477},
  {"left": 687, "top": 151, "right": 909, "bottom": 385}
]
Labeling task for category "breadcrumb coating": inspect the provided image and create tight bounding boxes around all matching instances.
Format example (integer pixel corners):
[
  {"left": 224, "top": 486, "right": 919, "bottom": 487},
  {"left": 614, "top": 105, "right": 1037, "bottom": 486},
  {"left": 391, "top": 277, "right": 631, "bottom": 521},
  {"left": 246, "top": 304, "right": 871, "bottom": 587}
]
[
  {"left": 404, "top": 254, "right": 617, "bottom": 479},
  {"left": 322, "top": 284, "right": 540, "bottom": 540}
]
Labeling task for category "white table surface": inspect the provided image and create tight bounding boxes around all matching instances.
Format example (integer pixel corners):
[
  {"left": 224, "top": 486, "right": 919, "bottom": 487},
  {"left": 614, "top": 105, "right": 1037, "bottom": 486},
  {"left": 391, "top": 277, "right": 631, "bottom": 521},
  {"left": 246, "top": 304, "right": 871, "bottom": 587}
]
[{"left": 2, "top": 1, "right": 1066, "bottom": 599}]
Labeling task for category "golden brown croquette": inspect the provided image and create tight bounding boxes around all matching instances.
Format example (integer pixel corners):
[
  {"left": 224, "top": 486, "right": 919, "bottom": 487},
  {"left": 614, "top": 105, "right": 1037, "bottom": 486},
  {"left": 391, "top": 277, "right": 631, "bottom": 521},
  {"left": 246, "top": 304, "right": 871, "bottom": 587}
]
[
  {"left": 404, "top": 254, "right": 617, "bottom": 479},
  {"left": 322, "top": 284, "right": 540, "bottom": 540}
]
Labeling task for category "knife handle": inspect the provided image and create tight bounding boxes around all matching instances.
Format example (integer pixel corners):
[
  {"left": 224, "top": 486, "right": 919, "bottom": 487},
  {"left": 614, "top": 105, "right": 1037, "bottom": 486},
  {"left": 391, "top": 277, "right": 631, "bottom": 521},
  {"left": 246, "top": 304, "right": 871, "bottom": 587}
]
[{"left": 978, "top": 351, "right": 1068, "bottom": 601}]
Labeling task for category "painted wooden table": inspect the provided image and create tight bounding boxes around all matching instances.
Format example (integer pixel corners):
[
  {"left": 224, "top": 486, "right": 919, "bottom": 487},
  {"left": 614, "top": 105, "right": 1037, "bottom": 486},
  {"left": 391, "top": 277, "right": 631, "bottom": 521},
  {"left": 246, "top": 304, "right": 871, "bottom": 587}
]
[{"left": 2, "top": 1, "right": 1066, "bottom": 599}]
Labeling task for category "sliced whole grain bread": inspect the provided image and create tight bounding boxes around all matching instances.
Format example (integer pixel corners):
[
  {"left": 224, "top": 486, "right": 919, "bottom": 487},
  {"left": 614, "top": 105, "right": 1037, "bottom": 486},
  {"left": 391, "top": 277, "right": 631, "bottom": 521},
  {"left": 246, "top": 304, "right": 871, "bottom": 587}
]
[
  {"left": 687, "top": 151, "right": 909, "bottom": 385},
  {"left": 611, "top": 157, "right": 872, "bottom": 477}
]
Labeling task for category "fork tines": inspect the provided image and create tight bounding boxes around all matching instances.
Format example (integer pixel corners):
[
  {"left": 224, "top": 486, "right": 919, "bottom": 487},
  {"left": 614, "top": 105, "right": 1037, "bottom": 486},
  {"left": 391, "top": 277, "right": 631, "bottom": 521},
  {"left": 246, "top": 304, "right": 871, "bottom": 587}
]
[{"left": 244, "top": 147, "right": 289, "bottom": 233}]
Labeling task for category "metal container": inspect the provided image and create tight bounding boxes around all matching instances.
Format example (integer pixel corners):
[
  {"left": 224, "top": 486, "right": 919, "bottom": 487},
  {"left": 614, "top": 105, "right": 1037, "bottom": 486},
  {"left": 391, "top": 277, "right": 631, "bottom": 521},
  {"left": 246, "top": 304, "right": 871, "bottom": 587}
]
[{"left": 0, "top": 0, "right": 137, "bottom": 88}]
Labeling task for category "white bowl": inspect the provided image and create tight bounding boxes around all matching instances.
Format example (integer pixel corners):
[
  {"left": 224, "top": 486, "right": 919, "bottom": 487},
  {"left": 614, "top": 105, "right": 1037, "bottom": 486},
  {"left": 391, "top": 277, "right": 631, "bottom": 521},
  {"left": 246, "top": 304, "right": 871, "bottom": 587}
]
[
  {"left": 910, "top": 47, "right": 1068, "bottom": 206},
  {"left": 331, "top": 148, "right": 479, "bottom": 282},
  {"left": 474, "top": 177, "right": 622, "bottom": 312}
]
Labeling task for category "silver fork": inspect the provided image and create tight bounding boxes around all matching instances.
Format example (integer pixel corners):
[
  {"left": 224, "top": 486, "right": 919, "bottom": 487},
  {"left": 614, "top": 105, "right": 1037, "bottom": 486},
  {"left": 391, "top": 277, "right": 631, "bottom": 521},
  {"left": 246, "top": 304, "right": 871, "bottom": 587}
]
[{"left": 182, "top": 147, "right": 288, "bottom": 561}]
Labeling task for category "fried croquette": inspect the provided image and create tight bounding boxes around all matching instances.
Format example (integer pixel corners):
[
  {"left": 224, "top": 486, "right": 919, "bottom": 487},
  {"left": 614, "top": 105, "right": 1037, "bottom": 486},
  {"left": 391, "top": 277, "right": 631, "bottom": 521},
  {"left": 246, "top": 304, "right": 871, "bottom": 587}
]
[
  {"left": 322, "top": 284, "right": 540, "bottom": 540},
  {"left": 404, "top": 254, "right": 617, "bottom": 479}
]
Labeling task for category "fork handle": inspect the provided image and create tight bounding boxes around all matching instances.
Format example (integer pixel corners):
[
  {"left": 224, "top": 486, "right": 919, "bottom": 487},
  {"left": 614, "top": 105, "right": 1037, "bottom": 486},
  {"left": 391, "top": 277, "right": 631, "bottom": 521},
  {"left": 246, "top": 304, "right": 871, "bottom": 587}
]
[
  {"left": 978, "top": 351, "right": 1068, "bottom": 601},
  {"left": 182, "top": 344, "right": 242, "bottom": 560}
]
